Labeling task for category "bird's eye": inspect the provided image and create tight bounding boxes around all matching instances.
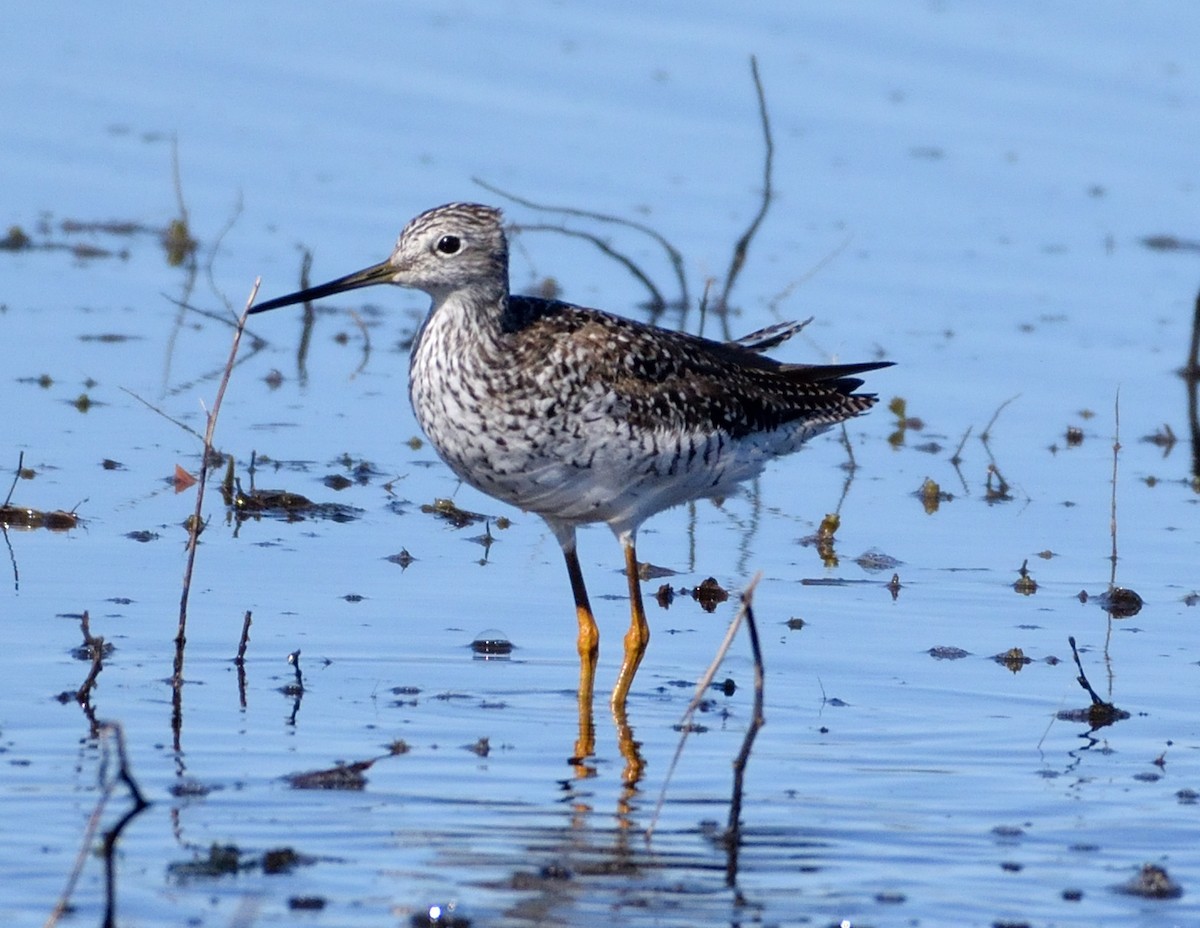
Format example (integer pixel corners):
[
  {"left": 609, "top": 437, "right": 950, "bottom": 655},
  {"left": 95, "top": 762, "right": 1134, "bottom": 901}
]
[{"left": 435, "top": 235, "right": 461, "bottom": 255}]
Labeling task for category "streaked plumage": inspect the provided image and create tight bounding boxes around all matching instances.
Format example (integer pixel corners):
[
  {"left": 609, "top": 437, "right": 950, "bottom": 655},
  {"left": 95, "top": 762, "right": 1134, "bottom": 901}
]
[{"left": 252, "top": 202, "right": 890, "bottom": 716}]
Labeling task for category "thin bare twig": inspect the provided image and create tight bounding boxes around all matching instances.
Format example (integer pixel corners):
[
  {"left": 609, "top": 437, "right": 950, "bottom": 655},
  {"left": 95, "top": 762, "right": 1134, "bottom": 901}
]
[
  {"left": 297, "top": 247, "right": 315, "bottom": 385},
  {"left": 161, "top": 139, "right": 200, "bottom": 393},
  {"left": 170, "top": 136, "right": 190, "bottom": 238},
  {"left": 1068, "top": 637, "right": 1107, "bottom": 707},
  {"left": 1, "top": 524, "right": 17, "bottom": 593},
  {"left": 3, "top": 451, "right": 23, "bottom": 508},
  {"left": 1109, "top": 389, "right": 1121, "bottom": 588},
  {"left": 765, "top": 236, "right": 855, "bottom": 326},
  {"left": 76, "top": 637, "right": 105, "bottom": 707},
  {"left": 118, "top": 388, "right": 205, "bottom": 441},
  {"left": 980, "top": 394, "right": 1020, "bottom": 443},
  {"left": 696, "top": 277, "right": 715, "bottom": 339},
  {"left": 514, "top": 222, "right": 669, "bottom": 311},
  {"left": 175, "top": 282, "right": 258, "bottom": 696},
  {"left": 838, "top": 421, "right": 858, "bottom": 472},
  {"left": 1185, "top": 287, "right": 1200, "bottom": 381},
  {"left": 203, "top": 191, "right": 245, "bottom": 317},
  {"left": 474, "top": 178, "right": 689, "bottom": 309},
  {"left": 235, "top": 609, "right": 253, "bottom": 708},
  {"left": 715, "top": 56, "right": 775, "bottom": 329},
  {"left": 950, "top": 425, "right": 972, "bottom": 467},
  {"left": 235, "top": 610, "right": 253, "bottom": 664},
  {"left": 346, "top": 308, "right": 373, "bottom": 378},
  {"left": 1184, "top": 289, "right": 1200, "bottom": 483}
]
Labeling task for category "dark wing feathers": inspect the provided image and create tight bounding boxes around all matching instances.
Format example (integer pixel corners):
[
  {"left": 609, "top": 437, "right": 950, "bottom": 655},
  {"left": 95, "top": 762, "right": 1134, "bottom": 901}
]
[{"left": 503, "top": 295, "right": 891, "bottom": 437}]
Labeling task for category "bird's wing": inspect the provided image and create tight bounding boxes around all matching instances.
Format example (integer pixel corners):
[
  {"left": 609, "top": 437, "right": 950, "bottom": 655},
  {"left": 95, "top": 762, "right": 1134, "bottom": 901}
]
[{"left": 506, "top": 298, "right": 890, "bottom": 438}]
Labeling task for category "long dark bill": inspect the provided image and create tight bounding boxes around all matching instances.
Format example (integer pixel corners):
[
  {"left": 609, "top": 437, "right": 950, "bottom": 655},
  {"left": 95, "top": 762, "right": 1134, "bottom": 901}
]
[{"left": 250, "top": 259, "right": 395, "bottom": 314}]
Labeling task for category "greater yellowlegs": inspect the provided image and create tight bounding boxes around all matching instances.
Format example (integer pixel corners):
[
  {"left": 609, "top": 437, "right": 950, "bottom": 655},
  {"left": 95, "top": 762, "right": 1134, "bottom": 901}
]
[{"left": 251, "top": 202, "right": 890, "bottom": 715}]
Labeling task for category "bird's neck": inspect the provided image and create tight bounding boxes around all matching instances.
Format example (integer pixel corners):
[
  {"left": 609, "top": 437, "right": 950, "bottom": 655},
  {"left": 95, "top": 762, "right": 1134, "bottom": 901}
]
[{"left": 411, "top": 281, "right": 510, "bottom": 363}]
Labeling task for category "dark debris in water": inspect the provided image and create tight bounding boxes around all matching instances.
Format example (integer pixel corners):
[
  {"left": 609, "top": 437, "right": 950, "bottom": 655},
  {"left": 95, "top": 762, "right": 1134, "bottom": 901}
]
[
  {"left": 992, "top": 647, "right": 1032, "bottom": 672},
  {"left": 1013, "top": 559, "right": 1038, "bottom": 595},
  {"left": 70, "top": 392, "right": 99, "bottom": 413},
  {"left": 916, "top": 476, "right": 953, "bottom": 513},
  {"left": 288, "top": 896, "right": 327, "bottom": 911},
  {"left": 169, "top": 780, "right": 216, "bottom": 799},
  {"left": 332, "top": 453, "right": 387, "bottom": 484},
  {"left": 410, "top": 904, "right": 471, "bottom": 928},
  {"left": 286, "top": 759, "right": 374, "bottom": 790},
  {"left": 886, "top": 395, "right": 923, "bottom": 448},
  {"left": 1141, "top": 233, "right": 1200, "bottom": 253},
  {"left": 471, "top": 630, "right": 513, "bottom": 656},
  {"left": 465, "top": 737, "right": 490, "bottom": 757},
  {"left": 1057, "top": 635, "right": 1132, "bottom": 728},
  {"left": 0, "top": 504, "right": 80, "bottom": 531},
  {"left": 1141, "top": 422, "right": 1177, "bottom": 453},
  {"left": 1056, "top": 702, "right": 1131, "bottom": 727},
  {"left": 508, "top": 863, "right": 573, "bottom": 889},
  {"left": 652, "top": 577, "right": 730, "bottom": 612},
  {"left": 78, "top": 332, "right": 142, "bottom": 343},
  {"left": 928, "top": 646, "right": 970, "bottom": 660},
  {"left": 1114, "top": 863, "right": 1183, "bottom": 899},
  {"left": 984, "top": 463, "right": 1014, "bottom": 504},
  {"left": 855, "top": 549, "right": 901, "bottom": 572},
  {"left": 690, "top": 577, "right": 729, "bottom": 612},
  {"left": 636, "top": 560, "right": 677, "bottom": 580},
  {"left": 2, "top": 214, "right": 197, "bottom": 264},
  {"left": 1087, "top": 586, "right": 1144, "bottom": 618},
  {"left": 387, "top": 549, "right": 416, "bottom": 568},
  {"left": 167, "top": 843, "right": 242, "bottom": 880},
  {"left": 232, "top": 484, "right": 362, "bottom": 523},
  {"left": 421, "top": 497, "right": 489, "bottom": 528},
  {"left": 167, "top": 843, "right": 316, "bottom": 881}
]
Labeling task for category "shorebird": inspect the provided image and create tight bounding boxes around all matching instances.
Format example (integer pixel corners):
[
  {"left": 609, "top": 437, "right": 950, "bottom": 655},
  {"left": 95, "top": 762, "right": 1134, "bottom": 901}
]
[{"left": 251, "top": 202, "right": 890, "bottom": 716}]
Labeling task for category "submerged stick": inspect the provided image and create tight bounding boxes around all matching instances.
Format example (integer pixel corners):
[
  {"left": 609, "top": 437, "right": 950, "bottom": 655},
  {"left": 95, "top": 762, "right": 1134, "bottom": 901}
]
[
  {"left": 45, "top": 722, "right": 150, "bottom": 928},
  {"left": 1184, "top": 289, "right": 1200, "bottom": 482},
  {"left": 3, "top": 451, "right": 24, "bottom": 508},
  {"left": 647, "top": 574, "right": 763, "bottom": 841},
  {"left": 235, "top": 610, "right": 253, "bottom": 707},
  {"left": 1109, "top": 389, "right": 1121, "bottom": 589},
  {"left": 724, "top": 581, "right": 766, "bottom": 887}
]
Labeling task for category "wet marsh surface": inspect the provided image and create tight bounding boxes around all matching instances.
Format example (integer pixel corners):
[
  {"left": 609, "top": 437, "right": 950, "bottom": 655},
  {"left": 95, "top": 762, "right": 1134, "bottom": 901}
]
[{"left": 4, "top": 4, "right": 1200, "bottom": 926}]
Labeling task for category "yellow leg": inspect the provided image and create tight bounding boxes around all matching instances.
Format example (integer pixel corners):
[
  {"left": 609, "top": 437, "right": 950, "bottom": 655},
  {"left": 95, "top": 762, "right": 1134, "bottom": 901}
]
[
  {"left": 563, "top": 546, "right": 597, "bottom": 769},
  {"left": 610, "top": 533, "right": 649, "bottom": 785},
  {"left": 611, "top": 535, "right": 650, "bottom": 713},
  {"left": 564, "top": 546, "right": 600, "bottom": 665}
]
